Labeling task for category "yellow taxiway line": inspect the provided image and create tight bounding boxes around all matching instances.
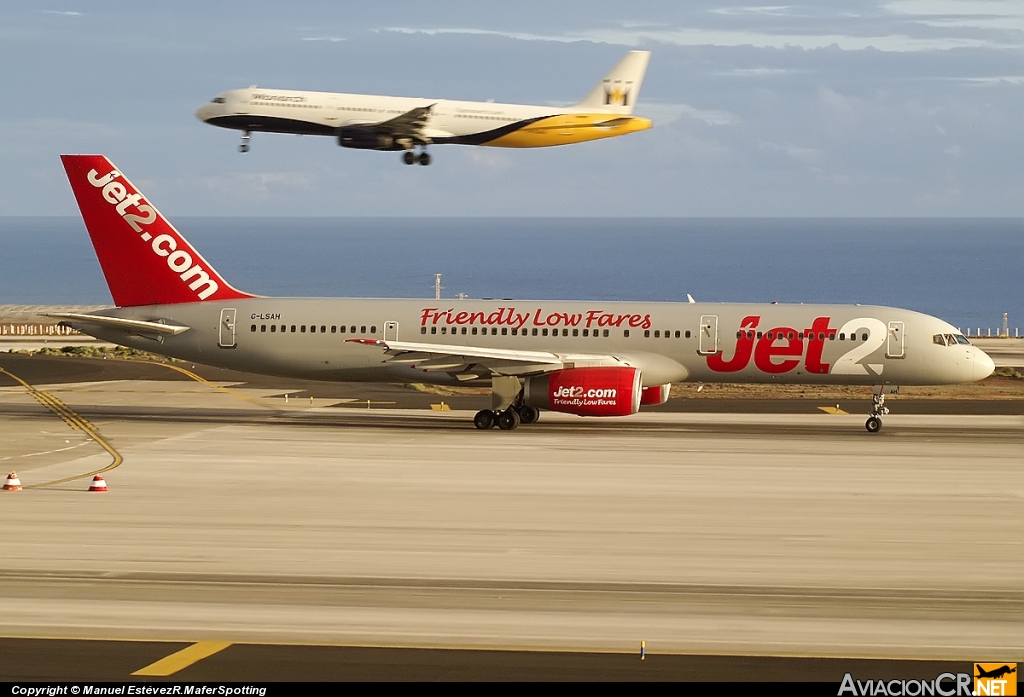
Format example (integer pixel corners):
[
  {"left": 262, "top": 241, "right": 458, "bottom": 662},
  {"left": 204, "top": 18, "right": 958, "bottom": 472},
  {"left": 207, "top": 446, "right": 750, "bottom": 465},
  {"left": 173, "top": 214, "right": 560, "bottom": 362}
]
[
  {"left": 146, "top": 361, "right": 273, "bottom": 409},
  {"left": 132, "top": 641, "right": 233, "bottom": 676},
  {"left": 0, "top": 367, "right": 123, "bottom": 488}
]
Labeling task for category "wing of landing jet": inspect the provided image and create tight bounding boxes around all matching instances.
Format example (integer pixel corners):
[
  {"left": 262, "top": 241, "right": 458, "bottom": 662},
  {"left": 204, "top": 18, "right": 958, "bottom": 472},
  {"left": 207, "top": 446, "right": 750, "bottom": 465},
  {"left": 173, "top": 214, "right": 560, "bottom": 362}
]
[
  {"left": 364, "top": 104, "right": 436, "bottom": 144},
  {"left": 347, "top": 338, "right": 631, "bottom": 381}
]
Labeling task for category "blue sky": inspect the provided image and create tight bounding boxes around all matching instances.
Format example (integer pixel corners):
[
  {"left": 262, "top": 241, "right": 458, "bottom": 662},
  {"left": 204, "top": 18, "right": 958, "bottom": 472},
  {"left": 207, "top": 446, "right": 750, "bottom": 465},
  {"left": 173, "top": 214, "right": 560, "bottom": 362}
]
[{"left": 2, "top": 1, "right": 1023, "bottom": 216}]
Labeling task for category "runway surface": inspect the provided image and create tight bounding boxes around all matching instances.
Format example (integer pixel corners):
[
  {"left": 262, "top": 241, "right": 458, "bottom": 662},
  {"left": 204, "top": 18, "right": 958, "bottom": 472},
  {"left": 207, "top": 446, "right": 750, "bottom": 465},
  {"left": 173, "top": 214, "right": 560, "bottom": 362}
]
[{"left": 0, "top": 354, "right": 1020, "bottom": 679}]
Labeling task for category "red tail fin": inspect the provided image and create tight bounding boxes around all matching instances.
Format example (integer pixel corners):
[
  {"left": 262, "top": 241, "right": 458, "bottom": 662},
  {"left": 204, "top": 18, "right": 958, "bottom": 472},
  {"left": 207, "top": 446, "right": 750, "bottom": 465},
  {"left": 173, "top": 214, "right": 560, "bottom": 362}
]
[{"left": 61, "top": 155, "right": 254, "bottom": 307}]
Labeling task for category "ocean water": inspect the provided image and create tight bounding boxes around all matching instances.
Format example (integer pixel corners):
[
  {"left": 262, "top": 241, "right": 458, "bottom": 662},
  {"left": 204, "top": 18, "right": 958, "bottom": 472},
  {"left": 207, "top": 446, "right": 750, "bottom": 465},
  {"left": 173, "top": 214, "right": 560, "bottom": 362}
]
[{"left": 1, "top": 217, "right": 1021, "bottom": 332}]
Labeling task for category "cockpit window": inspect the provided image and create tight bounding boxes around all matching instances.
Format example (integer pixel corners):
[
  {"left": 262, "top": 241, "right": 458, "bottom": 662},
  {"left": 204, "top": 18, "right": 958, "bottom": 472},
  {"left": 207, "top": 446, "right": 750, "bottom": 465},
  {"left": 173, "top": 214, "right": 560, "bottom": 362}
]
[
  {"left": 211, "top": 97, "right": 226, "bottom": 104},
  {"left": 935, "top": 333, "right": 972, "bottom": 347}
]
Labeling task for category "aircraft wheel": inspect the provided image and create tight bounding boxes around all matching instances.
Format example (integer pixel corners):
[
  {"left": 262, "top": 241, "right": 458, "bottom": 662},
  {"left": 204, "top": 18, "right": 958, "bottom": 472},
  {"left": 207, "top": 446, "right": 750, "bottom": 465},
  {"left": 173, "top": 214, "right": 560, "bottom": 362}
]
[
  {"left": 865, "top": 416, "right": 882, "bottom": 433},
  {"left": 417, "top": 152, "right": 431, "bottom": 166},
  {"left": 518, "top": 405, "right": 540, "bottom": 425},
  {"left": 474, "top": 409, "right": 496, "bottom": 430},
  {"left": 496, "top": 409, "right": 521, "bottom": 431},
  {"left": 402, "top": 151, "right": 416, "bottom": 165},
  {"left": 238, "top": 144, "right": 250, "bottom": 153}
]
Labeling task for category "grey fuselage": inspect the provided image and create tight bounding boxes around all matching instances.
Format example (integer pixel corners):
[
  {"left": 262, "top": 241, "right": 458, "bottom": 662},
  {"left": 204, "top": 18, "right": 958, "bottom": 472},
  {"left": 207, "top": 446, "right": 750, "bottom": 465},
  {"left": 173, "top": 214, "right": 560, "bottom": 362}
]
[{"left": 74, "top": 298, "right": 993, "bottom": 388}]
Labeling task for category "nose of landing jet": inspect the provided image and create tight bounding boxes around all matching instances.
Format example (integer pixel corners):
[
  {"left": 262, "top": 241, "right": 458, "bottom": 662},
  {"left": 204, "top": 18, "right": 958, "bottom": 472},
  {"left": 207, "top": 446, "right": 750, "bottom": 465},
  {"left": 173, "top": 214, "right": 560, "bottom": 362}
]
[
  {"left": 195, "top": 102, "right": 216, "bottom": 122},
  {"left": 974, "top": 348, "right": 996, "bottom": 381}
]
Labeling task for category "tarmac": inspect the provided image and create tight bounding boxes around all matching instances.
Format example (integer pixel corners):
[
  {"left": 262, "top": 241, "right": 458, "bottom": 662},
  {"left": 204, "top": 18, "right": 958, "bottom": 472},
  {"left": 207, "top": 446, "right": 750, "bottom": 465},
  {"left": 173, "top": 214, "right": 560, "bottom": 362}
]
[{"left": 0, "top": 353, "right": 1020, "bottom": 680}]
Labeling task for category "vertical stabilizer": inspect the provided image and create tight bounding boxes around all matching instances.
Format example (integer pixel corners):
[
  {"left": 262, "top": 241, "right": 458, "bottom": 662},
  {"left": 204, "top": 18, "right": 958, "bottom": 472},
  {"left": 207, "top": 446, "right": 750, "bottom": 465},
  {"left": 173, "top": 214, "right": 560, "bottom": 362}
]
[
  {"left": 61, "top": 155, "right": 253, "bottom": 307},
  {"left": 575, "top": 50, "right": 651, "bottom": 114}
]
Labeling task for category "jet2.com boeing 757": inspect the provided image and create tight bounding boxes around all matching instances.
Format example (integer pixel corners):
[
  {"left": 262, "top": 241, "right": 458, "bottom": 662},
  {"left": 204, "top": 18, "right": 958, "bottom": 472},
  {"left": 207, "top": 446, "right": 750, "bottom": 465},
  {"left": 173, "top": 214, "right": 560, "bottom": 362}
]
[
  {"left": 195, "top": 51, "right": 653, "bottom": 165},
  {"left": 54, "top": 155, "right": 994, "bottom": 432}
]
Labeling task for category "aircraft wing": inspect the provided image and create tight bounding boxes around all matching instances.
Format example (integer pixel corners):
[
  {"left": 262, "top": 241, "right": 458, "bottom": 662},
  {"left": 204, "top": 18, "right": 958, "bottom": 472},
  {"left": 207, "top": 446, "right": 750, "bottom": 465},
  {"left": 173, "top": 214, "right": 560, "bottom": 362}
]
[
  {"left": 371, "top": 104, "right": 436, "bottom": 144},
  {"left": 347, "top": 338, "right": 630, "bottom": 380}
]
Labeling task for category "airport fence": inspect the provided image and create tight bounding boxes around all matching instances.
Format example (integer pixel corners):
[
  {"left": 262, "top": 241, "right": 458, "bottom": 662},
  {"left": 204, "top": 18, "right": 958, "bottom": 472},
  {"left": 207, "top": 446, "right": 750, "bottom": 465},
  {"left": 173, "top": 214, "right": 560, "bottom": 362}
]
[
  {"left": 963, "top": 328, "right": 1020, "bottom": 338},
  {"left": 0, "top": 324, "right": 82, "bottom": 336}
]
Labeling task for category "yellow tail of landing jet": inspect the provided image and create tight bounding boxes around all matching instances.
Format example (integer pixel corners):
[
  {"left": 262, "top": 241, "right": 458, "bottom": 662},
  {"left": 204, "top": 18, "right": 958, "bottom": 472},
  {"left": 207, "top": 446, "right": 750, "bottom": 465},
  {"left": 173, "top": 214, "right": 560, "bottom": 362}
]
[
  {"left": 196, "top": 51, "right": 653, "bottom": 165},
  {"left": 574, "top": 50, "right": 651, "bottom": 114}
]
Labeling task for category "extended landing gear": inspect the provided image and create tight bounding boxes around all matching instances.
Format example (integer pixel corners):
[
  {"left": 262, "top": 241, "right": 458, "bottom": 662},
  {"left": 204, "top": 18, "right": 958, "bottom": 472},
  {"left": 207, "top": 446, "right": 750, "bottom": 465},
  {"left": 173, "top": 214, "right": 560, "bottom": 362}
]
[
  {"left": 865, "top": 386, "right": 892, "bottom": 433},
  {"left": 496, "top": 409, "right": 521, "bottom": 431},
  {"left": 475, "top": 376, "right": 536, "bottom": 431},
  {"left": 402, "top": 149, "right": 431, "bottom": 166},
  {"left": 474, "top": 409, "right": 495, "bottom": 430},
  {"left": 238, "top": 131, "right": 251, "bottom": 153},
  {"left": 473, "top": 405, "right": 539, "bottom": 431},
  {"left": 518, "top": 405, "right": 540, "bottom": 425}
]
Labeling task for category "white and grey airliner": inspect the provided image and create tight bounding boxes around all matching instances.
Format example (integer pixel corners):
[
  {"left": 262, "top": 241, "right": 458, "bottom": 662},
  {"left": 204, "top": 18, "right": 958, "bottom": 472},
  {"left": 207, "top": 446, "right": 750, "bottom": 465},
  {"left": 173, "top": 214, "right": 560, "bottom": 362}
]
[
  {"left": 55, "top": 155, "right": 995, "bottom": 432},
  {"left": 195, "top": 51, "right": 653, "bottom": 165}
]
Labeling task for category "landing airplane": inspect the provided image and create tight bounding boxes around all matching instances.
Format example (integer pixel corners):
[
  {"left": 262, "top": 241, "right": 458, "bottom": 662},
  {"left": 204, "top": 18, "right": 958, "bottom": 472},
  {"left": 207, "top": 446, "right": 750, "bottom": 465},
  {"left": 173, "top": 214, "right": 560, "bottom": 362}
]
[
  {"left": 55, "top": 155, "right": 995, "bottom": 432},
  {"left": 195, "top": 51, "right": 652, "bottom": 165}
]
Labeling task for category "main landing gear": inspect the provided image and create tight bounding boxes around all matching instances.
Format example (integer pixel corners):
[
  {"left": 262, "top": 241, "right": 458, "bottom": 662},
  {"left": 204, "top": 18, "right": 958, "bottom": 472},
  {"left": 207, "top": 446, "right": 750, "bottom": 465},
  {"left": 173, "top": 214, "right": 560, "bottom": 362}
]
[
  {"left": 476, "top": 376, "right": 536, "bottom": 431},
  {"left": 865, "top": 385, "right": 892, "bottom": 433},
  {"left": 402, "top": 149, "right": 431, "bottom": 166},
  {"left": 238, "top": 131, "right": 251, "bottom": 153},
  {"left": 474, "top": 404, "right": 540, "bottom": 431}
]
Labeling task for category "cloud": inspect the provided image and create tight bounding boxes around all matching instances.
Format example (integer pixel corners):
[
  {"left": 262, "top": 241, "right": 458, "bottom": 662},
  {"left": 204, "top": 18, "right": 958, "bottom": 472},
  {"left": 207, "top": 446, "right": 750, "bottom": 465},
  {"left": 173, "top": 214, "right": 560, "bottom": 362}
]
[
  {"left": 382, "top": 24, "right": 1002, "bottom": 52},
  {"left": 200, "top": 172, "right": 317, "bottom": 200},
  {"left": 954, "top": 75, "right": 1024, "bottom": 84},
  {"left": 758, "top": 140, "right": 822, "bottom": 163},
  {"left": 676, "top": 103, "right": 741, "bottom": 126},
  {"left": 722, "top": 67, "right": 799, "bottom": 77},
  {"left": 710, "top": 6, "right": 799, "bottom": 17},
  {"left": 382, "top": 27, "right": 562, "bottom": 43}
]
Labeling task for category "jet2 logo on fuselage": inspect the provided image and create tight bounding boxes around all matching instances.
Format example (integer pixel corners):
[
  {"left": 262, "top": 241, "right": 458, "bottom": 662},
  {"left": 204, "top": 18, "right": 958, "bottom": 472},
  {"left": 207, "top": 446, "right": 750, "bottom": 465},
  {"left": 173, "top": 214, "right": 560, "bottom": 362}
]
[{"left": 707, "top": 315, "right": 887, "bottom": 377}]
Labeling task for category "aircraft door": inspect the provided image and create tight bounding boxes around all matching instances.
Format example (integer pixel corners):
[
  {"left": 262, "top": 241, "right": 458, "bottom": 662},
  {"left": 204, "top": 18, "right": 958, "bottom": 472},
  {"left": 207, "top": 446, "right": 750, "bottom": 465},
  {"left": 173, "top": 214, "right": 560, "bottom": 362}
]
[
  {"left": 384, "top": 321, "right": 399, "bottom": 342},
  {"left": 699, "top": 315, "right": 718, "bottom": 355},
  {"left": 887, "top": 321, "right": 905, "bottom": 358},
  {"left": 219, "top": 308, "right": 236, "bottom": 348}
]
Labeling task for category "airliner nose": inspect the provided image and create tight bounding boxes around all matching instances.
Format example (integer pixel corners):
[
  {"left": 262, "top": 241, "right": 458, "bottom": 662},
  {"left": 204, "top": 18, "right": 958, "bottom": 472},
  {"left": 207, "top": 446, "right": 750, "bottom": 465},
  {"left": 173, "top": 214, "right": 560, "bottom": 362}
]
[
  {"left": 195, "top": 103, "right": 214, "bottom": 122},
  {"left": 974, "top": 348, "right": 996, "bottom": 381}
]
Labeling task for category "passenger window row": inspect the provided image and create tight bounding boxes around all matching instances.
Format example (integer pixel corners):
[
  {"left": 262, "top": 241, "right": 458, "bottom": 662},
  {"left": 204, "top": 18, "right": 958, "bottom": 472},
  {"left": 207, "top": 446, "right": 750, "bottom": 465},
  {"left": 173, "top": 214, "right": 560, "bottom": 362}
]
[
  {"left": 247, "top": 323, "right": 872, "bottom": 344},
  {"left": 420, "top": 326, "right": 616, "bottom": 337},
  {"left": 249, "top": 324, "right": 377, "bottom": 334},
  {"left": 643, "top": 330, "right": 692, "bottom": 339},
  {"left": 730, "top": 330, "right": 870, "bottom": 341}
]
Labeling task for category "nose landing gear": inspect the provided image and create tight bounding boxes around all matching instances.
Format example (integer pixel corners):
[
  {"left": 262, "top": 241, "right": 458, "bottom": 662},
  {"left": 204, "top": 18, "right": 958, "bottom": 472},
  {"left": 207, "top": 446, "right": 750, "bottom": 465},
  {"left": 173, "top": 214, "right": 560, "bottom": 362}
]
[
  {"left": 238, "top": 131, "right": 251, "bottom": 153},
  {"left": 865, "top": 385, "right": 893, "bottom": 433}
]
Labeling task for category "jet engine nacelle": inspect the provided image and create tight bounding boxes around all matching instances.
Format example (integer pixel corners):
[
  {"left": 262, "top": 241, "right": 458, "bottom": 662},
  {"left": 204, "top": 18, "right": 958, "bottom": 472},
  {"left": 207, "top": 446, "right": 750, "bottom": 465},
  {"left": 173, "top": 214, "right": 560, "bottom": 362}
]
[
  {"left": 337, "top": 127, "right": 397, "bottom": 150},
  {"left": 640, "top": 384, "right": 671, "bottom": 406},
  {"left": 524, "top": 367, "right": 642, "bottom": 417}
]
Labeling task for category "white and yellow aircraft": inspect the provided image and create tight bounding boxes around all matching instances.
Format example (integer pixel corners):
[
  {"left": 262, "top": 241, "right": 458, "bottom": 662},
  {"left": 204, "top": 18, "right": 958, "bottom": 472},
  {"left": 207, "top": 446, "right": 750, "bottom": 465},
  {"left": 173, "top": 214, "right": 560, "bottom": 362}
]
[{"left": 195, "top": 51, "right": 652, "bottom": 165}]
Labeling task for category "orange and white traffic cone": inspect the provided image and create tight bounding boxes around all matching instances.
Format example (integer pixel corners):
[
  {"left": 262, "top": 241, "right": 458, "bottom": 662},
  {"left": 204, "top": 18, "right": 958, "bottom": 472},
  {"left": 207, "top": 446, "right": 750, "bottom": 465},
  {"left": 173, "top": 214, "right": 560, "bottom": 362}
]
[
  {"left": 88, "top": 475, "right": 108, "bottom": 492},
  {"left": 3, "top": 472, "right": 23, "bottom": 491}
]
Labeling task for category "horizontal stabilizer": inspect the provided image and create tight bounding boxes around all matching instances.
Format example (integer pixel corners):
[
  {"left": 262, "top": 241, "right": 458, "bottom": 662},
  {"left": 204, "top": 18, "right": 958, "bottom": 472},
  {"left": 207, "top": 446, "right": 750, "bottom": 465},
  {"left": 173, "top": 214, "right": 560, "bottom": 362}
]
[{"left": 48, "top": 312, "right": 191, "bottom": 336}]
